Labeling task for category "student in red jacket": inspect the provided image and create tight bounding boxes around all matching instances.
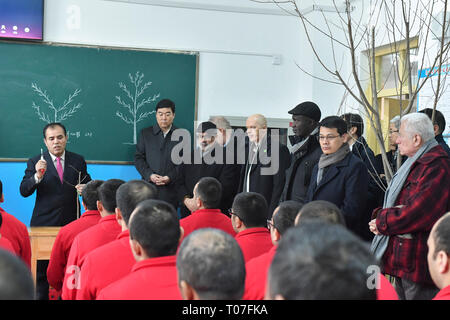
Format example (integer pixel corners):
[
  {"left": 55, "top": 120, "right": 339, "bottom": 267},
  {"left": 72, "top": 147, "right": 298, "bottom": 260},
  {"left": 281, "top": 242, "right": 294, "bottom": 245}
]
[
  {"left": 295, "top": 200, "right": 398, "bottom": 300},
  {"left": 62, "top": 179, "right": 124, "bottom": 300},
  {"left": 97, "top": 199, "right": 183, "bottom": 300},
  {"left": 267, "top": 222, "right": 378, "bottom": 300},
  {"left": 428, "top": 212, "right": 450, "bottom": 300},
  {"left": 0, "top": 180, "right": 31, "bottom": 267},
  {"left": 231, "top": 192, "right": 273, "bottom": 263},
  {"left": 0, "top": 213, "right": 16, "bottom": 254},
  {"left": 76, "top": 180, "right": 157, "bottom": 300},
  {"left": 180, "top": 177, "right": 236, "bottom": 241},
  {"left": 46, "top": 180, "right": 104, "bottom": 293},
  {"left": 243, "top": 200, "right": 303, "bottom": 300},
  {"left": 177, "top": 228, "right": 245, "bottom": 300}
]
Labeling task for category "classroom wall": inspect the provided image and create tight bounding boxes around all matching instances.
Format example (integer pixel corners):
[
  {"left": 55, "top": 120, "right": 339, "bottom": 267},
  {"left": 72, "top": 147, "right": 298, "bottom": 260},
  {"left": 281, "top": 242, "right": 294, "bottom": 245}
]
[{"left": 1, "top": 0, "right": 345, "bottom": 225}]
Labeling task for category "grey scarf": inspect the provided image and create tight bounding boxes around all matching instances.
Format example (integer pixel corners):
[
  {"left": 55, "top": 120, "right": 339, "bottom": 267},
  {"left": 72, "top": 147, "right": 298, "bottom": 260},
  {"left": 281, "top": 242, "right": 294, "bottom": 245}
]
[
  {"left": 316, "top": 143, "right": 350, "bottom": 185},
  {"left": 370, "top": 138, "right": 439, "bottom": 260}
]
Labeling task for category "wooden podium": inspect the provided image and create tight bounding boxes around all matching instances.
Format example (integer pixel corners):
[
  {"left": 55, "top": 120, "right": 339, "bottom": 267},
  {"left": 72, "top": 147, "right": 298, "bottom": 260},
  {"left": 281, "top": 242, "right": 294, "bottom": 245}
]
[{"left": 28, "top": 227, "right": 61, "bottom": 283}]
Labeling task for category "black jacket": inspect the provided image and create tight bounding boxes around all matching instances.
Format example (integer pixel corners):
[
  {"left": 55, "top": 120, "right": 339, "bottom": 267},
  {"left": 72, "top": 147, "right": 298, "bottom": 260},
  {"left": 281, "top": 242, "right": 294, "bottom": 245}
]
[
  {"left": 307, "top": 152, "right": 368, "bottom": 239},
  {"left": 351, "top": 136, "right": 383, "bottom": 241},
  {"left": 177, "top": 145, "right": 239, "bottom": 218},
  {"left": 134, "top": 125, "right": 179, "bottom": 206},
  {"left": 436, "top": 134, "right": 450, "bottom": 157},
  {"left": 238, "top": 133, "right": 291, "bottom": 217},
  {"left": 20, "top": 150, "right": 91, "bottom": 226},
  {"left": 280, "top": 134, "right": 322, "bottom": 204}
]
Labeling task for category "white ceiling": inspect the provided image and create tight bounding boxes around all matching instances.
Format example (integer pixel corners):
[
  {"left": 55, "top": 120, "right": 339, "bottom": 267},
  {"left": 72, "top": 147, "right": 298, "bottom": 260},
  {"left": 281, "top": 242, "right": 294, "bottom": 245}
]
[{"left": 101, "top": 0, "right": 350, "bottom": 16}]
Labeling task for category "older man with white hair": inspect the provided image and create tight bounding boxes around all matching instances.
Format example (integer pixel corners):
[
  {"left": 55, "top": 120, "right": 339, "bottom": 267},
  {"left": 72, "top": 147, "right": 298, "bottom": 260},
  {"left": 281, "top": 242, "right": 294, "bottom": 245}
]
[
  {"left": 369, "top": 112, "right": 450, "bottom": 300},
  {"left": 238, "top": 114, "right": 291, "bottom": 216}
]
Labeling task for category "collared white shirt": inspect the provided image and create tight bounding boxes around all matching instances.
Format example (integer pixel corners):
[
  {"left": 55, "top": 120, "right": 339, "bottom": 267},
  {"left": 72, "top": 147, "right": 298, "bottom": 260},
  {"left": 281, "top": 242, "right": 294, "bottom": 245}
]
[
  {"left": 34, "top": 151, "right": 65, "bottom": 184},
  {"left": 244, "top": 142, "right": 260, "bottom": 192},
  {"left": 162, "top": 125, "right": 172, "bottom": 138}
]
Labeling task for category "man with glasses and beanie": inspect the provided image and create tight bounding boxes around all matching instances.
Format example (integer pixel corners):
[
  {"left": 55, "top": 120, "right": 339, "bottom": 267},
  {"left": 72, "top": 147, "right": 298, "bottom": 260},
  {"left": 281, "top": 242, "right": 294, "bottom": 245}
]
[{"left": 306, "top": 116, "right": 369, "bottom": 239}]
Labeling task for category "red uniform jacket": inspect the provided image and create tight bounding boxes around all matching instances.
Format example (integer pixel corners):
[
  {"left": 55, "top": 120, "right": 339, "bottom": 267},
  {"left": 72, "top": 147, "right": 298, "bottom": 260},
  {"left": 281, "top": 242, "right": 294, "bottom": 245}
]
[
  {"left": 76, "top": 230, "right": 135, "bottom": 300},
  {"left": 377, "top": 274, "right": 398, "bottom": 300},
  {"left": 47, "top": 210, "right": 101, "bottom": 291},
  {"left": 0, "top": 207, "right": 31, "bottom": 267},
  {"left": 96, "top": 255, "right": 181, "bottom": 300},
  {"left": 0, "top": 235, "right": 16, "bottom": 254},
  {"left": 375, "top": 146, "right": 450, "bottom": 284},
  {"left": 180, "top": 208, "right": 236, "bottom": 240},
  {"left": 243, "top": 245, "right": 277, "bottom": 300},
  {"left": 235, "top": 227, "right": 273, "bottom": 263},
  {"left": 433, "top": 285, "right": 450, "bottom": 300},
  {"left": 61, "top": 214, "right": 121, "bottom": 300}
]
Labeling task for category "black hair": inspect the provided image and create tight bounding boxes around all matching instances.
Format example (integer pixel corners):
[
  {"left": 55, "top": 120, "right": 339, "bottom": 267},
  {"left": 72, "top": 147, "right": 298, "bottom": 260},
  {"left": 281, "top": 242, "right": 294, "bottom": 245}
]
[
  {"left": 195, "top": 177, "right": 222, "bottom": 209},
  {"left": 297, "top": 200, "right": 346, "bottom": 227},
  {"left": 232, "top": 192, "right": 268, "bottom": 228},
  {"left": 177, "top": 228, "right": 246, "bottom": 300},
  {"left": 81, "top": 180, "right": 104, "bottom": 211},
  {"left": 268, "top": 222, "right": 377, "bottom": 300},
  {"left": 129, "top": 199, "right": 180, "bottom": 258},
  {"left": 0, "top": 249, "right": 35, "bottom": 300},
  {"left": 433, "top": 213, "right": 450, "bottom": 259},
  {"left": 116, "top": 180, "right": 158, "bottom": 226},
  {"left": 319, "top": 116, "right": 348, "bottom": 136},
  {"left": 341, "top": 113, "right": 364, "bottom": 137},
  {"left": 156, "top": 99, "right": 176, "bottom": 113},
  {"left": 43, "top": 122, "right": 67, "bottom": 139},
  {"left": 97, "top": 179, "right": 125, "bottom": 213},
  {"left": 273, "top": 201, "right": 304, "bottom": 236},
  {"left": 419, "top": 108, "right": 446, "bottom": 135}
]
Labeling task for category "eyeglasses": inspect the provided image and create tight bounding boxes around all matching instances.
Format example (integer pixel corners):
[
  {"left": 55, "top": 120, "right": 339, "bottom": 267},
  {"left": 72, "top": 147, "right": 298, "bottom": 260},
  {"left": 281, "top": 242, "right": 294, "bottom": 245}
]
[
  {"left": 227, "top": 208, "right": 241, "bottom": 220},
  {"left": 318, "top": 135, "right": 341, "bottom": 141},
  {"left": 266, "top": 219, "right": 274, "bottom": 229}
]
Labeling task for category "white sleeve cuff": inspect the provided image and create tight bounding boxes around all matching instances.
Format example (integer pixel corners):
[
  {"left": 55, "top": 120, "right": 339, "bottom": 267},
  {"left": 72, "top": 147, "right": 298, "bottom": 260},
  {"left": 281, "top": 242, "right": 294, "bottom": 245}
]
[{"left": 34, "top": 173, "right": 42, "bottom": 184}]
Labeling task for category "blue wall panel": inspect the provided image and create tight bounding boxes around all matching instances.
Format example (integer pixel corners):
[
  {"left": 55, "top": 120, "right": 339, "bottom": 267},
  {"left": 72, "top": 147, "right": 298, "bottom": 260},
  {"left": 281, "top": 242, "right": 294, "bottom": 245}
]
[{"left": 0, "top": 162, "right": 140, "bottom": 226}]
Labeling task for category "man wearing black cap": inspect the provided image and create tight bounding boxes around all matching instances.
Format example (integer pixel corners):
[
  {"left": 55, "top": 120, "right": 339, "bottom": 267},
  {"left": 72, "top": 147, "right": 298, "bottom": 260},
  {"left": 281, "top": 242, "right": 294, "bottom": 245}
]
[
  {"left": 177, "top": 121, "right": 238, "bottom": 218},
  {"left": 135, "top": 98, "right": 180, "bottom": 207},
  {"left": 280, "top": 101, "right": 323, "bottom": 204}
]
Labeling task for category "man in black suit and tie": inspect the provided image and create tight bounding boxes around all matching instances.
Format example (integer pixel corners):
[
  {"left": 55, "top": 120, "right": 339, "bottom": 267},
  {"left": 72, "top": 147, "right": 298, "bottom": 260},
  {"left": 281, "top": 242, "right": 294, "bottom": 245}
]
[
  {"left": 20, "top": 122, "right": 91, "bottom": 300},
  {"left": 239, "top": 114, "right": 291, "bottom": 217}
]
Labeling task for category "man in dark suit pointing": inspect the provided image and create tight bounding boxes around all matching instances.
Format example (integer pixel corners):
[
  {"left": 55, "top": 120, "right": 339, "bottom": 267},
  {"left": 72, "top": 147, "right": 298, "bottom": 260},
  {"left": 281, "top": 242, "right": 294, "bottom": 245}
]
[{"left": 20, "top": 122, "right": 91, "bottom": 299}]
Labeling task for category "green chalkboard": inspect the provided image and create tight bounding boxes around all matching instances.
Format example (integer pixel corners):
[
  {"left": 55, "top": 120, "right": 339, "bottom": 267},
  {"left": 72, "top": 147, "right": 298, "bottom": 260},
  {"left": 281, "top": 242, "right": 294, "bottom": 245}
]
[{"left": 0, "top": 41, "right": 198, "bottom": 163}]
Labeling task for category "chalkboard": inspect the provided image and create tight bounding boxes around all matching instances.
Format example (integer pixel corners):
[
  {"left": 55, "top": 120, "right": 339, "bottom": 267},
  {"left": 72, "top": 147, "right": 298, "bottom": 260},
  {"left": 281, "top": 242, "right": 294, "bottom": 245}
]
[{"left": 0, "top": 41, "right": 198, "bottom": 163}]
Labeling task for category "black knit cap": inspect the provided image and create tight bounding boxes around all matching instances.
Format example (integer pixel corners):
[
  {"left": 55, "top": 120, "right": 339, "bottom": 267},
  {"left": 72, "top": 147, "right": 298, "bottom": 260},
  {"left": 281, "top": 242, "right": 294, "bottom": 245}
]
[
  {"left": 196, "top": 121, "right": 217, "bottom": 134},
  {"left": 288, "top": 101, "right": 321, "bottom": 122}
]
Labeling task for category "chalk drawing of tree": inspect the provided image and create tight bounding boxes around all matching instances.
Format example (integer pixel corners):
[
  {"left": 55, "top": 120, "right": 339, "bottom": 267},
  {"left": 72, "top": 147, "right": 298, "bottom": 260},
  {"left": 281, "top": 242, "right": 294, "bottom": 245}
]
[
  {"left": 115, "top": 71, "right": 160, "bottom": 145},
  {"left": 31, "top": 83, "right": 82, "bottom": 123}
]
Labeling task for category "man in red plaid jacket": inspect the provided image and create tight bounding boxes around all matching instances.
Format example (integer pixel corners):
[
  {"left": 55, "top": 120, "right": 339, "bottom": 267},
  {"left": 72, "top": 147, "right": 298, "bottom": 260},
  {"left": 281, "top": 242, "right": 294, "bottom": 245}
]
[{"left": 370, "top": 113, "right": 450, "bottom": 300}]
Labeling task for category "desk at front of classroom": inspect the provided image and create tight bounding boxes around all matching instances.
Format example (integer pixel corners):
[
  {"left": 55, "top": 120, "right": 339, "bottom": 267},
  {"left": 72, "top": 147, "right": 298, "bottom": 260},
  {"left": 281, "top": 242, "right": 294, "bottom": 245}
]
[{"left": 28, "top": 227, "right": 61, "bottom": 283}]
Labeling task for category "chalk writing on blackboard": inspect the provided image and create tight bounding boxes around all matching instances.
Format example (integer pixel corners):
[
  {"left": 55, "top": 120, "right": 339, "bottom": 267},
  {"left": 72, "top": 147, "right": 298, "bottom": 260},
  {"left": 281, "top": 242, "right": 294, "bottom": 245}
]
[
  {"left": 115, "top": 71, "right": 160, "bottom": 145},
  {"left": 31, "top": 82, "right": 83, "bottom": 123}
]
